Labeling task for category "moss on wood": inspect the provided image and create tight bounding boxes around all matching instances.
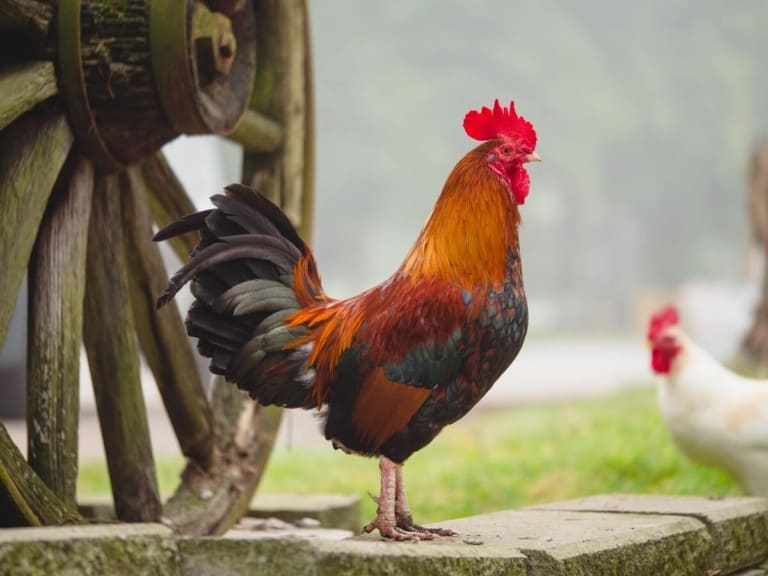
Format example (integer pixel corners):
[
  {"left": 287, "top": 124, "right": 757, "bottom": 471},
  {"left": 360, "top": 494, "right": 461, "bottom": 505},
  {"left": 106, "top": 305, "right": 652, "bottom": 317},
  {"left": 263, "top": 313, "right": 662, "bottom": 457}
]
[
  {"left": 0, "top": 61, "right": 57, "bottom": 131},
  {"left": 120, "top": 167, "right": 214, "bottom": 468},
  {"left": 162, "top": 382, "right": 282, "bottom": 536},
  {"left": 0, "top": 110, "right": 72, "bottom": 349},
  {"left": 27, "top": 155, "right": 94, "bottom": 506},
  {"left": 0, "top": 421, "right": 84, "bottom": 527},
  {"left": 142, "top": 152, "right": 198, "bottom": 262},
  {"left": 82, "top": 173, "right": 161, "bottom": 523}
]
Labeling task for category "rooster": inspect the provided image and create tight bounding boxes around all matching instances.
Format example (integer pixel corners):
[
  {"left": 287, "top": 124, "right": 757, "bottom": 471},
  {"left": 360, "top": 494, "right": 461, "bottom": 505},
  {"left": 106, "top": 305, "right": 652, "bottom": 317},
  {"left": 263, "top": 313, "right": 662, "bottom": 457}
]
[
  {"left": 648, "top": 306, "right": 768, "bottom": 496},
  {"left": 155, "top": 99, "right": 539, "bottom": 540}
]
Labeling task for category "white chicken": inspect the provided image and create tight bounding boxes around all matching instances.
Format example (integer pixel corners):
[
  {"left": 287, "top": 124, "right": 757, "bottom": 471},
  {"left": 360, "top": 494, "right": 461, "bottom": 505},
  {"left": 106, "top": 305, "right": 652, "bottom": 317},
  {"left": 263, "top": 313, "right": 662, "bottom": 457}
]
[{"left": 648, "top": 306, "right": 768, "bottom": 496}]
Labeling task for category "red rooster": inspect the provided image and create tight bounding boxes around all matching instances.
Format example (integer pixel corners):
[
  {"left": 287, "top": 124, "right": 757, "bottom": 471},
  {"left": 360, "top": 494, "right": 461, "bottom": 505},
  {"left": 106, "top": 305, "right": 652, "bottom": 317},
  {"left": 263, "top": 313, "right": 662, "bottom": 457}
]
[{"left": 155, "top": 100, "right": 539, "bottom": 540}]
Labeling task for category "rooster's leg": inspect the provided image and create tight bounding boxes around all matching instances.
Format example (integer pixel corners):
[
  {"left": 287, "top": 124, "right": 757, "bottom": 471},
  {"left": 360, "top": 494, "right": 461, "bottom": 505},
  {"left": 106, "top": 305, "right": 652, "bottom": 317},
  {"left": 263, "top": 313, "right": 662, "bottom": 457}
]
[
  {"left": 394, "top": 464, "right": 457, "bottom": 537},
  {"left": 363, "top": 457, "right": 433, "bottom": 541}
]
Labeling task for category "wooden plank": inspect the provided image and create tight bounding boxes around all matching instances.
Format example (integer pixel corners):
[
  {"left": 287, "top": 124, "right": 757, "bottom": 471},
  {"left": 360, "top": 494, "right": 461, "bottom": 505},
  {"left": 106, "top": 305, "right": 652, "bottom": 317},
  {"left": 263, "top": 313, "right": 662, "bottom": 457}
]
[
  {"left": 0, "top": 0, "right": 54, "bottom": 43},
  {"left": 163, "top": 381, "right": 283, "bottom": 536},
  {"left": 0, "top": 61, "right": 57, "bottom": 131},
  {"left": 82, "top": 173, "right": 161, "bottom": 523},
  {"left": 142, "top": 152, "right": 198, "bottom": 262},
  {"left": 164, "top": 0, "right": 315, "bottom": 537},
  {"left": 244, "top": 0, "right": 311, "bottom": 231},
  {"left": 0, "top": 421, "right": 84, "bottom": 527},
  {"left": 27, "top": 155, "right": 93, "bottom": 506},
  {"left": 160, "top": 0, "right": 315, "bottom": 537},
  {"left": 0, "top": 111, "right": 72, "bottom": 349},
  {"left": 226, "top": 108, "right": 284, "bottom": 152},
  {"left": 120, "top": 167, "right": 214, "bottom": 468}
]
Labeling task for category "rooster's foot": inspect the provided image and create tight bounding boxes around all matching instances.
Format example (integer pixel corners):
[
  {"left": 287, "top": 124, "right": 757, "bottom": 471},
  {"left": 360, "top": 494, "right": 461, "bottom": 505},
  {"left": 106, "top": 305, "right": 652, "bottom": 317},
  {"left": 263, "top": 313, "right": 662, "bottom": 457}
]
[
  {"left": 396, "top": 512, "right": 457, "bottom": 537},
  {"left": 363, "top": 515, "right": 435, "bottom": 541}
]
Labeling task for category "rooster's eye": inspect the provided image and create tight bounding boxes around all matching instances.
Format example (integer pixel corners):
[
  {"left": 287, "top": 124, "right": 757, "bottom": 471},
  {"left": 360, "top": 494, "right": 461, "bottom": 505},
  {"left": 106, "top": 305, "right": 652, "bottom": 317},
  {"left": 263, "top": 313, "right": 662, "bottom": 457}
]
[{"left": 501, "top": 146, "right": 512, "bottom": 155}]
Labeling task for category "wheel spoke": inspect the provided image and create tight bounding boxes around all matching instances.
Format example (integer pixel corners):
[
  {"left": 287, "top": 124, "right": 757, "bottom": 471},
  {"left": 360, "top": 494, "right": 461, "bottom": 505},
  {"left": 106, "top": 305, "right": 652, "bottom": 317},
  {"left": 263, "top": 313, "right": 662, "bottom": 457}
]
[{"left": 27, "top": 154, "right": 93, "bottom": 506}]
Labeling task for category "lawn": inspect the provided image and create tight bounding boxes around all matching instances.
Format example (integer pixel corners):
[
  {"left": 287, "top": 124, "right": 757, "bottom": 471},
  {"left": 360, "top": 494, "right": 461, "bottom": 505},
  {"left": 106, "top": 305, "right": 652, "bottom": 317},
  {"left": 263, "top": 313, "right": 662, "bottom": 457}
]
[{"left": 78, "top": 386, "right": 739, "bottom": 523}]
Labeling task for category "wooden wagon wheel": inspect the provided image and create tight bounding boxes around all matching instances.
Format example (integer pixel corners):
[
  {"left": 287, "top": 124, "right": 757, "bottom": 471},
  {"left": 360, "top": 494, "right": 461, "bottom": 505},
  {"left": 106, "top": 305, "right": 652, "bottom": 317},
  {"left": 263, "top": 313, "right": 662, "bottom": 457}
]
[{"left": 0, "top": 0, "right": 313, "bottom": 536}]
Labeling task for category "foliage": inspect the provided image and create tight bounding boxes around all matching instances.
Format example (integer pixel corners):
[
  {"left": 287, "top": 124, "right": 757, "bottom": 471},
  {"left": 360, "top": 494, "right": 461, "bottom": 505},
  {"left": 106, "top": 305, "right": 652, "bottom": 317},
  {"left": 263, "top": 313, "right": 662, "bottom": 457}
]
[{"left": 78, "top": 386, "right": 738, "bottom": 523}]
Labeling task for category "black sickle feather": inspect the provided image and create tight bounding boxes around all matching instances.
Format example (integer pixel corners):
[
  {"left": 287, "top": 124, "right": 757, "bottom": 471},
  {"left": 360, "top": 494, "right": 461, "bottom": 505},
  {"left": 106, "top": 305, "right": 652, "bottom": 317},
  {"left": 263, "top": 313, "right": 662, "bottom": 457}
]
[
  {"left": 156, "top": 183, "right": 319, "bottom": 408},
  {"left": 224, "top": 184, "right": 306, "bottom": 253},
  {"left": 157, "top": 235, "right": 299, "bottom": 308},
  {"left": 152, "top": 209, "right": 214, "bottom": 242}
]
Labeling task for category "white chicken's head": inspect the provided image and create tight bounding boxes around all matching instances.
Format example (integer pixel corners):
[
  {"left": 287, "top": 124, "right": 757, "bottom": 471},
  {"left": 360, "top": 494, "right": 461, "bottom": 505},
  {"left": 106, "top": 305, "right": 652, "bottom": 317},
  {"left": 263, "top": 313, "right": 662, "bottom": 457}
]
[{"left": 647, "top": 306, "right": 683, "bottom": 375}]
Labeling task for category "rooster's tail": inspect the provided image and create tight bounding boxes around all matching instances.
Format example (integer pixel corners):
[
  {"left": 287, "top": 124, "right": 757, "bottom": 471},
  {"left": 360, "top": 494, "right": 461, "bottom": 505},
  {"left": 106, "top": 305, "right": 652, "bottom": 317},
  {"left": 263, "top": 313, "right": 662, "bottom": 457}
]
[{"left": 155, "top": 184, "right": 322, "bottom": 409}]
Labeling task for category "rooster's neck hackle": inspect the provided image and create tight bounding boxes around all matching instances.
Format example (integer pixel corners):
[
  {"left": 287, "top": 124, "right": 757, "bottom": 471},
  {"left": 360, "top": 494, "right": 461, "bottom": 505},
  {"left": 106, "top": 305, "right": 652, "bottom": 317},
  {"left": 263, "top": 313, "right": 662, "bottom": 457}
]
[{"left": 400, "top": 144, "right": 521, "bottom": 288}]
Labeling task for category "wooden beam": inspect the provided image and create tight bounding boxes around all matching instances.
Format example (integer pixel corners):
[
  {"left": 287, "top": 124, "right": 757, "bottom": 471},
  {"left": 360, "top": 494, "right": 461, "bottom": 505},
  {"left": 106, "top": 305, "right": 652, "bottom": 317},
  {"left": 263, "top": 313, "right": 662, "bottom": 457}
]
[
  {"left": 0, "top": 0, "right": 55, "bottom": 45},
  {"left": 0, "top": 421, "right": 84, "bottom": 527},
  {"left": 244, "top": 0, "right": 312, "bottom": 232},
  {"left": 27, "top": 155, "right": 93, "bottom": 507},
  {"left": 226, "top": 108, "right": 284, "bottom": 153},
  {"left": 162, "top": 380, "right": 282, "bottom": 536},
  {"left": 0, "top": 110, "right": 72, "bottom": 349},
  {"left": 120, "top": 167, "right": 214, "bottom": 468},
  {"left": 142, "top": 152, "right": 198, "bottom": 262},
  {"left": 82, "top": 173, "right": 161, "bottom": 523},
  {"left": 0, "top": 61, "right": 57, "bottom": 131}
]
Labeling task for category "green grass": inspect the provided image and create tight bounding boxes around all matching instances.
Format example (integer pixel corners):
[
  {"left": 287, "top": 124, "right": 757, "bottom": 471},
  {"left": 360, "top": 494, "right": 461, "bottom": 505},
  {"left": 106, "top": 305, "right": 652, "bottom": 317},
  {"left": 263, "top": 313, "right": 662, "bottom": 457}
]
[{"left": 78, "top": 387, "right": 739, "bottom": 522}]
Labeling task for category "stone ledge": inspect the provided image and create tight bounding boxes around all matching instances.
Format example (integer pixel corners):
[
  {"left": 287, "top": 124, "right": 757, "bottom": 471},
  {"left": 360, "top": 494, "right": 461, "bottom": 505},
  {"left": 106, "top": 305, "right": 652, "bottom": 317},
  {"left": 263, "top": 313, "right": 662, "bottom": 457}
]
[
  {"left": 529, "top": 494, "right": 768, "bottom": 573},
  {"left": 247, "top": 493, "right": 361, "bottom": 532},
  {"left": 178, "top": 535, "right": 526, "bottom": 576},
  {"left": 2, "top": 495, "right": 768, "bottom": 576},
  {"left": 78, "top": 492, "right": 361, "bottom": 532},
  {"left": 0, "top": 524, "right": 179, "bottom": 576},
  {"left": 430, "top": 509, "right": 710, "bottom": 575}
]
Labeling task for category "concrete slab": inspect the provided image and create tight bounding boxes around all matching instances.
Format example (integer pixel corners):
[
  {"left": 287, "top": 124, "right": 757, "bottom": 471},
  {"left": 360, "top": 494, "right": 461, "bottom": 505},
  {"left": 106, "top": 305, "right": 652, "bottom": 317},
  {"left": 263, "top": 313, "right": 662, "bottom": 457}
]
[
  {"left": 248, "top": 493, "right": 361, "bottom": 532},
  {"left": 429, "top": 509, "right": 710, "bottom": 575},
  {"left": 178, "top": 534, "right": 527, "bottom": 576},
  {"left": 78, "top": 492, "right": 361, "bottom": 532},
  {"left": 530, "top": 494, "right": 768, "bottom": 573},
  {"left": 0, "top": 523, "right": 178, "bottom": 576},
  {"left": 4, "top": 496, "right": 768, "bottom": 575}
]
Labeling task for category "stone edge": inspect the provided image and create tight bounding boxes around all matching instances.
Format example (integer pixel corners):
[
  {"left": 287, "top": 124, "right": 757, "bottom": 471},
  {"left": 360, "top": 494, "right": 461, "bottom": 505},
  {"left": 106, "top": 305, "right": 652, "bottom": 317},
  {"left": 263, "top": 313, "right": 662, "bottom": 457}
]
[{"left": 528, "top": 494, "right": 768, "bottom": 573}]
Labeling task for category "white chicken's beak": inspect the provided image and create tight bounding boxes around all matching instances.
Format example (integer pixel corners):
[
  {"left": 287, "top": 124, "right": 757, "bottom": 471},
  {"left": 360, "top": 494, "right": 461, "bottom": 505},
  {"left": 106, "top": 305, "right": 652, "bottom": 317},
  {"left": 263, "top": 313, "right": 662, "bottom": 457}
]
[{"left": 525, "top": 152, "right": 541, "bottom": 163}]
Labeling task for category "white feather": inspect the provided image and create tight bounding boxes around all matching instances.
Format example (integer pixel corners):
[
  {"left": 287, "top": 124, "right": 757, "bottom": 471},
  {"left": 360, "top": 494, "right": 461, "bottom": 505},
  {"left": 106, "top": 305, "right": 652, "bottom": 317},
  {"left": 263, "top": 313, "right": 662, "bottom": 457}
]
[{"left": 658, "top": 329, "right": 768, "bottom": 495}]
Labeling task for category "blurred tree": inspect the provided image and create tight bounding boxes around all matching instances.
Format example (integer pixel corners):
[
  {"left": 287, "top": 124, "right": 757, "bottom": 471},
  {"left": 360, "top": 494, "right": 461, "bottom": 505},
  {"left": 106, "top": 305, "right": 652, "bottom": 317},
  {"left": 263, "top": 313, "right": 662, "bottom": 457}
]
[{"left": 738, "top": 139, "right": 768, "bottom": 374}]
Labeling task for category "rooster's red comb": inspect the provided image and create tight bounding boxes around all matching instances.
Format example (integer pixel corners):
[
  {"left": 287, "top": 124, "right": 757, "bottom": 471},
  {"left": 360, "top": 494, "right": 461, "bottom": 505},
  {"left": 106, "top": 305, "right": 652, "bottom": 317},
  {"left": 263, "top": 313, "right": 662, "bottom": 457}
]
[
  {"left": 647, "top": 306, "right": 679, "bottom": 341},
  {"left": 463, "top": 99, "right": 537, "bottom": 149}
]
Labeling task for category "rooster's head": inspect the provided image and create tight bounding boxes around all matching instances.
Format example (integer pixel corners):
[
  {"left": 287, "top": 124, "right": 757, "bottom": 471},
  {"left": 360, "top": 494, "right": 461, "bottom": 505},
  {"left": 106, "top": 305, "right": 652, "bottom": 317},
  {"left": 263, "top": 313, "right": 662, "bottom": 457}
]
[
  {"left": 647, "top": 306, "right": 683, "bottom": 375},
  {"left": 464, "top": 99, "right": 539, "bottom": 205}
]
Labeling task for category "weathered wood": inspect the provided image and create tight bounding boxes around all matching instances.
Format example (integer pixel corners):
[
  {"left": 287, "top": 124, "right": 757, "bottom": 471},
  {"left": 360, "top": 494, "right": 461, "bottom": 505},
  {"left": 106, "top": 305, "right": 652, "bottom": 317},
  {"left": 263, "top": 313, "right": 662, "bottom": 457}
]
[
  {"left": 737, "top": 140, "right": 768, "bottom": 376},
  {"left": 0, "top": 0, "right": 53, "bottom": 33},
  {"left": 161, "top": 0, "right": 315, "bottom": 537},
  {"left": 155, "top": 0, "right": 315, "bottom": 537},
  {"left": 0, "top": 0, "right": 54, "bottom": 50},
  {"left": 120, "top": 167, "right": 214, "bottom": 468},
  {"left": 27, "top": 155, "right": 93, "bottom": 507},
  {"left": 76, "top": 0, "right": 176, "bottom": 164},
  {"left": 0, "top": 421, "right": 84, "bottom": 527},
  {"left": 162, "top": 380, "right": 283, "bottom": 536},
  {"left": 151, "top": 0, "right": 255, "bottom": 135},
  {"left": 142, "top": 152, "right": 198, "bottom": 262},
  {"left": 244, "top": 0, "right": 312, "bottom": 229},
  {"left": 0, "top": 110, "right": 72, "bottom": 350},
  {"left": 227, "top": 109, "right": 284, "bottom": 152},
  {"left": 300, "top": 10, "right": 315, "bottom": 242},
  {"left": 82, "top": 173, "right": 161, "bottom": 523},
  {"left": 0, "top": 61, "right": 57, "bottom": 131}
]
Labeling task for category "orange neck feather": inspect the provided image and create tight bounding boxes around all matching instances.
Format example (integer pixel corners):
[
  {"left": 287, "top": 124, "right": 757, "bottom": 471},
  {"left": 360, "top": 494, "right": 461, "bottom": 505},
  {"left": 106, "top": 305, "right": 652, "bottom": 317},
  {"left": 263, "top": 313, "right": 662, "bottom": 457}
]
[{"left": 400, "top": 142, "right": 521, "bottom": 287}]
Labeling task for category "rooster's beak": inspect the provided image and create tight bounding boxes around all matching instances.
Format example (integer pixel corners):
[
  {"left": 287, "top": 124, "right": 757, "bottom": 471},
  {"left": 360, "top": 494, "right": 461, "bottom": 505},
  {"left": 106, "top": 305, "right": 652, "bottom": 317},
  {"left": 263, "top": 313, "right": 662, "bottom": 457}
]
[{"left": 525, "top": 152, "right": 541, "bottom": 163}]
